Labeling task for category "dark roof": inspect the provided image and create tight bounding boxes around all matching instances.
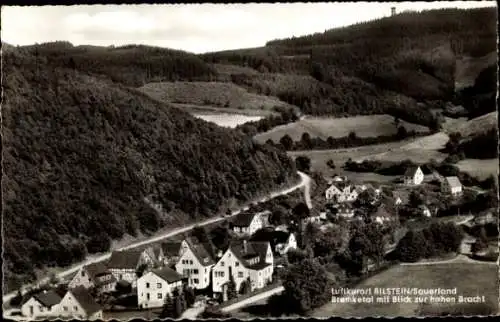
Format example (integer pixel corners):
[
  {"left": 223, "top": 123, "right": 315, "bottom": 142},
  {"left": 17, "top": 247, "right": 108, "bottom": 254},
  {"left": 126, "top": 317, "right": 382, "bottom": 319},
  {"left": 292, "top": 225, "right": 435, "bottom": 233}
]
[
  {"left": 33, "top": 290, "right": 62, "bottom": 308},
  {"left": 404, "top": 166, "right": 420, "bottom": 177},
  {"left": 107, "top": 250, "right": 144, "bottom": 269},
  {"left": 152, "top": 267, "right": 185, "bottom": 283},
  {"left": 70, "top": 287, "right": 101, "bottom": 315},
  {"left": 246, "top": 262, "right": 272, "bottom": 270},
  {"left": 85, "top": 262, "right": 110, "bottom": 279},
  {"left": 328, "top": 181, "right": 351, "bottom": 191},
  {"left": 183, "top": 239, "right": 215, "bottom": 266},
  {"left": 250, "top": 230, "right": 290, "bottom": 248},
  {"left": 232, "top": 212, "right": 256, "bottom": 227},
  {"left": 230, "top": 241, "right": 270, "bottom": 269},
  {"left": 161, "top": 241, "right": 182, "bottom": 257}
]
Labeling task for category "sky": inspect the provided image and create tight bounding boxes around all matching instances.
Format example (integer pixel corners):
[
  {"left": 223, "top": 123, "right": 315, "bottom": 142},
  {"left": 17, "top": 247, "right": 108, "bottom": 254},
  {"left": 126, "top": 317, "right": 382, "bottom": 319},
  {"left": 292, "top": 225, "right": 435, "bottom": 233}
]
[{"left": 1, "top": 2, "right": 497, "bottom": 54}]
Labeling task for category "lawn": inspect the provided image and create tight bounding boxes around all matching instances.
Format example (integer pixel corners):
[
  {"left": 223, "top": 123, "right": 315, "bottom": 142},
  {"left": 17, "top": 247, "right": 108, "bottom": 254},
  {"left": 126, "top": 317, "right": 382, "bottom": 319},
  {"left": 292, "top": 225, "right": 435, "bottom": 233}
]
[
  {"left": 287, "top": 135, "right": 445, "bottom": 182},
  {"left": 255, "top": 115, "right": 430, "bottom": 143},
  {"left": 311, "top": 262, "right": 498, "bottom": 318},
  {"left": 456, "top": 158, "right": 498, "bottom": 180}
]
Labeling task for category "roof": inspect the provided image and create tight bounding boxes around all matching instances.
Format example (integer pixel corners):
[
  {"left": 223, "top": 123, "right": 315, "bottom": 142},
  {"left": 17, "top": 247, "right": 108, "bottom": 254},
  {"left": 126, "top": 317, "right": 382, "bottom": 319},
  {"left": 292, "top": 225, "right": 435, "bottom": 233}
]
[
  {"left": 404, "top": 166, "right": 420, "bottom": 177},
  {"left": 70, "top": 287, "right": 101, "bottom": 315},
  {"left": 445, "top": 176, "right": 462, "bottom": 188},
  {"left": 161, "top": 241, "right": 182, "bottom": 257},
  {"left": 246, "top": 262, "right": 272, "bottom": 270},
  {"left": 232, "top": 212, "right": 256, "bottom": 227},
  {"left": 32, "top": 290, "right": 62, "bottom": 308},
  {"left": 328, "top": 181, "right": 351, "bottom": 191},
  {"left": 152, "top": 267, "right": 185, "bottom": 283},
  {"left": 107, "top": 250, "right": 144, "bottom": 269},
  {"left": 230, "top": 241, "right": 269, "bottom": 269},
  {"left": 249, "top": 230, "right": 291, "bottom": 248},
  {"left": 185, "top": 240, "right": 215, "bottom": 266}
]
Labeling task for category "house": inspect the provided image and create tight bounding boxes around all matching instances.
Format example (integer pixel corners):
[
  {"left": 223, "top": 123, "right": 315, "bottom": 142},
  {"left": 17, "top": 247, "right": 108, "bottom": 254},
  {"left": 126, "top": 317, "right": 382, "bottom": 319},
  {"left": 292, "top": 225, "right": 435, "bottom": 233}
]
[
  {"left": 403, "top": 166, "right": 424, "bottom": 185},
  {"left": 373, "top": 204, "right": 394, "bottom": 224},
  {"left": 250, "top": 229, "right": 297, "bottom": 256},
  {"left": 159, "top": 241, "right": 183, "bottom": 266},
  {"left": 327, "top": 203, "right": 355, "bottom": 219},
  {"left": 68, "top": 262, "right": 116, "bottom": 293},
  {"left": 58, "top": 287, "right": 103, "bottom": 320},
  {"left": 107, "top": 248, "right": 156, "bottom": 288},
  {"left": 21, "top": 290, "right": 62, "bottom": 319},
  {"left": 231, "top": 211, "right": 270, "bottom": 236},
  {"left": 137, "top": 267, "right": 186, "bottom": 309},
  {"left": 325, "top": 181, "right": 358, "bottom": 203},
  {"left": 175, "top": 239, "right": 215, "bottom": 289},
  {"left": 212, "top": 240, "right": 273, "bottom": 300},
  {"left": 442, "top": 176, "right": 463, "bottom": 196}
]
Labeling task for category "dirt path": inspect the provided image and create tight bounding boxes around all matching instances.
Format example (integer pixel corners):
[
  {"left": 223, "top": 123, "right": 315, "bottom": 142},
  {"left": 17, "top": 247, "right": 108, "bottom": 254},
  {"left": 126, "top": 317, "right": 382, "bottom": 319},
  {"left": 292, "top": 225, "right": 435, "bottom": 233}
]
[
  {"left": 221, "top": 286, "right": 285, "bottom": 313},
  {"left": 400, "top": 254, "right": 497, "bottom": 266}
]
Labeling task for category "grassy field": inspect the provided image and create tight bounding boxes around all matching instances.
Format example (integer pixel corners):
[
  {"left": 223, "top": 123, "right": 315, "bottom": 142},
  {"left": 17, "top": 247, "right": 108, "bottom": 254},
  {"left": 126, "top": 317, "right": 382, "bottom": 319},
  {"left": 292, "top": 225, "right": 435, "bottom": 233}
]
[
  {"left": 288, "top": 133, "right": 448, "bottom": 181},
  {"left": 311, "top": 262, "right": 499, "bottom": 317},
  {"left": 456, "top": 158, "right": 499, "bottom": 180},
  {"left": 139, "top": 81, "right": 293, "bottom": 112},
  {"left": 453, "top": 111, "right": 498, "bottom": 138},
  {"left": 254, "top": 115, "right": 430, "bottom": 143},
  {"left": 170, "top": 102, "right": 276, "bottom": 117}
]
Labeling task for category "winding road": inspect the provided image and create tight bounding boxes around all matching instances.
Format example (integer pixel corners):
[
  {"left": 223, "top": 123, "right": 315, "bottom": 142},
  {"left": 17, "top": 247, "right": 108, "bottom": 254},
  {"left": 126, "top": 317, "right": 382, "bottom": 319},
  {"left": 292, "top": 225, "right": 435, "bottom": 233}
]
[{"left": 2, "top": 171, "right": 312, "bottom": 306}]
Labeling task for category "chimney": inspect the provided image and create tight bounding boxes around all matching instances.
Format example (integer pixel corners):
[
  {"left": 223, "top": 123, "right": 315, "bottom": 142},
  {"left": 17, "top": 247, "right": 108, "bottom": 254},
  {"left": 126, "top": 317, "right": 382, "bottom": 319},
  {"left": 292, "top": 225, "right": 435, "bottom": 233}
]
[{"left": 243, "top": 240, "right": 247, "bottom": 253}]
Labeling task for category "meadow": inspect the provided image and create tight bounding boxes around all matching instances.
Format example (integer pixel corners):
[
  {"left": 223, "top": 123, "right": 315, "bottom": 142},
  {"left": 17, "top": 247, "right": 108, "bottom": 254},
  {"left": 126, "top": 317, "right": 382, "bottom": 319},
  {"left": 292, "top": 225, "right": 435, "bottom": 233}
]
[
  {"left": 254, "top": 115, "right": 430, "bottom": 143},
  {"left": 455, "top": 158, "right": 499, "bottom": 180}
]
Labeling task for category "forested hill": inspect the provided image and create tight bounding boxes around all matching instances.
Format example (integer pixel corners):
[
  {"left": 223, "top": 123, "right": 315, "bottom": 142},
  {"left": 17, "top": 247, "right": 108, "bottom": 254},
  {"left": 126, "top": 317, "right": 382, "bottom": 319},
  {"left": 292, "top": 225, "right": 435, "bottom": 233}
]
[
  {"left": 201, "top": 7, "right": 496, "bottom": 124},
  {"left": 18, "top": 42, "right": 217, "bottom": 87},
  {"left": 2, "top": 48, "right": 297, "bottom": 291}
]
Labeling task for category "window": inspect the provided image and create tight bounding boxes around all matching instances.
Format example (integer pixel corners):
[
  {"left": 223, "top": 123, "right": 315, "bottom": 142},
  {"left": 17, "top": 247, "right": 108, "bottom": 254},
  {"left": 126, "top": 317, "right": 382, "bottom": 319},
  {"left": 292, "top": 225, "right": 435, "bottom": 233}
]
[
  {"left": 39, "top": 306, "right": 43, "bottom": 312},
  {"left": 157, "top": 283, "right": 162, "bottom": 288},
  {"left": 81, "top": 271, "right": 85, "bottom": 276},
  {"left": 235, "top": 262, "right": 239, "bottom": 267},
  {"left": 193, "top": 279, "right": 199, "bottom": 284},
  {"left": 146, "top": 293, "right": 150, "bottom": 300},
  {"left": 189, "top": 260, "right": 193, "bottom": 265},
  {"left": 74, "top": 306, "right": 78, "bottom": 311},
  {"left": 238, "top": 272, "right": 243, "bottom": 278},
  {"left": 158, "top": 293, "right": 163, "bottom": 299},
  {"left": 63, "top": 306, "right": 68, "bottom": 312},
  {"left": 221, "top": 261, "right": 225, "bottom": 266},
  {"left": 119, "top": 274, "right": 123, "bottom": 280},
  {"left": 146, "top": 283, "right": 150, "bottom": 288},
  {"left": 183, "top": 269, "right": 189, "bottom": 276},
  {"left": 193, "top": 269, "right": 199, "bottom": 274}
]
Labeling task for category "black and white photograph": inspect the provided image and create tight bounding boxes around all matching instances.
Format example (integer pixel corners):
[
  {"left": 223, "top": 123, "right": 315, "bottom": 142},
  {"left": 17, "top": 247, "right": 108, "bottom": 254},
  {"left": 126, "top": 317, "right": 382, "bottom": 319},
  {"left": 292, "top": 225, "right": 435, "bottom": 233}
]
[{"left": 1, "top": 1, "right": 498, "bottom": 320}]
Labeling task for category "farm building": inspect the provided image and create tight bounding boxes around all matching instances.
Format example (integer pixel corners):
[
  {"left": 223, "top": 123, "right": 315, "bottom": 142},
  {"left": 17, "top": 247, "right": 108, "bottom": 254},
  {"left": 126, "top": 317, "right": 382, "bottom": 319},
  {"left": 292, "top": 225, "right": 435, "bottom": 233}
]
[
  {"left": 442, "top": 176, "right": 463, "bottom": 196},
  {"left": 21, "top": 290, "right": 62, "bottom": 319},
  {"left": 137, "top": 267, "right": 186, "bottom": 309},
  {"left": 230, "top": 211, "right": 271, "bottom": 236},
  {"left": 403, "top": 166, "right": 424, "bottom": 185}
]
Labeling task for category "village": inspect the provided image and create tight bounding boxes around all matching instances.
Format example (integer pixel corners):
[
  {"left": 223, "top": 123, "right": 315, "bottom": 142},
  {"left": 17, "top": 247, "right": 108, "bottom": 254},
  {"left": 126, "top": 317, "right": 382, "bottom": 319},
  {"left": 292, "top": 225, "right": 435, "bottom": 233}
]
[{"left": 7, "top": 160, "right": 497, "bottom": 320}]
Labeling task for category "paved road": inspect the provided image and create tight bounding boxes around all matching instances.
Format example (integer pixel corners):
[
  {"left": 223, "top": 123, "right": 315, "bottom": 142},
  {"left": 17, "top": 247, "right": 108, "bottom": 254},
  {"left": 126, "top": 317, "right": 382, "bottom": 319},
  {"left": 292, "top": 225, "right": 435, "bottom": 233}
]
[
  {"left": 220, "top": 286, "right": 285, "bottom": 313},
  {"left": 3, "top": 171, "right": 311, "bottom": 305}
]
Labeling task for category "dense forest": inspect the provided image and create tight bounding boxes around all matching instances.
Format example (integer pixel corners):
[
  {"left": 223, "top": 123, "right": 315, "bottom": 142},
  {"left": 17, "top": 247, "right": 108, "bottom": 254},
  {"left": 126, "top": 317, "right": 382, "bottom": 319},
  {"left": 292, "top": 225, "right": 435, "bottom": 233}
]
[
  {"left": 2, "top": 48, "right": 298, "bottom": 290},
  {"left": 201, "top": 7, "right": 497, "bottom": 125}
]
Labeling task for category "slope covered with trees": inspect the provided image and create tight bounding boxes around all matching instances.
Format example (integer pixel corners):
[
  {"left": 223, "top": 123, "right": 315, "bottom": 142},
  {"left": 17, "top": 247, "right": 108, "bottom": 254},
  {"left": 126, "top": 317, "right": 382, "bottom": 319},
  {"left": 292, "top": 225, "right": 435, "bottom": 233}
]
[{"left": 2, "top": 48, "right": 298, "bottom": 291}]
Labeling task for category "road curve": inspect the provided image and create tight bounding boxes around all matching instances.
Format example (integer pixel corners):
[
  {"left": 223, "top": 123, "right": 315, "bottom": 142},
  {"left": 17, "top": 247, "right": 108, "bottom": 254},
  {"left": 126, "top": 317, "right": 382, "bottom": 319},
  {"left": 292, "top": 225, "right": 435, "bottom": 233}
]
[{"left": 3, "top": 171, "right": 311, "bottom": 305}]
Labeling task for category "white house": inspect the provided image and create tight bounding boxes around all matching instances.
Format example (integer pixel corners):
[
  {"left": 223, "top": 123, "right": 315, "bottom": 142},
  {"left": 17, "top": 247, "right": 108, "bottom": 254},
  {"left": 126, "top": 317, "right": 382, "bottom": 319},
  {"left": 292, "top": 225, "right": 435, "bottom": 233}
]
[
  {"left": 57, "top": 287, "right": 103, "bottom": 320},
  {"left": 325, "top": 182, "right": 358, "bottom": 203},
  {"left": 420, "top": 205, "right": 432, "bottom": 217},
  {"left": 175, "top": 239, "right": 215, "bottom": 290},
  {"left": 335, "top": 203, "right": 355, "bottom": 219},
  {"left": 212, "top": 240, "right": 273, "bottom": 299},
  {"left": 21, "top": 290, "right": 62, "bottom": 319},
  {"left": 68, "top": 262, "right": 116, "bottom": 293},
  {"left": 403, "top": 166, "right": 424, "bottom": 185},
  {"left": 137, "top": 267, "right": 186, "bottom": 309},
  {"left": 107, "top": 248, "right": 156, "bottom": 288},
  {"left": 442, "top": 176, "right": 463, "bottom": 196},
  {"left": 231, "top": 211, "right": 270, "bottom": 236}
]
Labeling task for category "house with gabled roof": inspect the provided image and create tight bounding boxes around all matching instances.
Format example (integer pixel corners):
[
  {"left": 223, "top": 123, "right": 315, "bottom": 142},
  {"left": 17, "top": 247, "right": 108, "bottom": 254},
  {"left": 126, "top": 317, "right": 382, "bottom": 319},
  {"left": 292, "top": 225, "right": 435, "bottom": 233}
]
[
  {"left": 442, "top": 176, "right": 463, "bottom": 196},
  {"left": 58, "top": 287, "right": 103, "bottom": 320},
  {"left": 392, "top": 190, "right": 410, "bottom": 207},
  {"left": 21, "top": 289, "right": 62, "bottom": 319},
  {"left": 212, "top": 240, "right": 273, "bottom": 299},
  {"left": 403, "top": 166, "right": 424, "bottom": 185},
  {"left": 175, "top": 239, "right": 215, "bottom": 289},
  {"left": 68, "top": 262, "right": 116, "bottom": 293},
  {"left": 230, "top": 211, "right": 270, "bottom": 236},
  {"left": 107, "top": 248, "right": 155, "bottom": 288},
  {"left": 325, "top": 181, "right": 359, "bottom": 203},
  {"left": 137, "top": 267, "right": 186, "bottom": 309}
]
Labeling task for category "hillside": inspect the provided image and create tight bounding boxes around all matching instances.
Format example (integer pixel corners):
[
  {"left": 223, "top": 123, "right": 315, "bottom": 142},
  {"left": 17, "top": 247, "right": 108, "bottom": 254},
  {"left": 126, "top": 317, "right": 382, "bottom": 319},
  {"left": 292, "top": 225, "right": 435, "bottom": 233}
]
[
  {"left": 2, "top": 48, "right": 298, "bottom": 291},
  {"left": 18, "top": 42, "right": 217, "bottom": 87},
  {"left": 454, "top": 112, "right": 498, "bottom": 138},
  {"left": 138, "top": 81, "right": 293, "bottom": 112},
  {"left": 201, "top": 7, "right": 497, "bottom": 124}
]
